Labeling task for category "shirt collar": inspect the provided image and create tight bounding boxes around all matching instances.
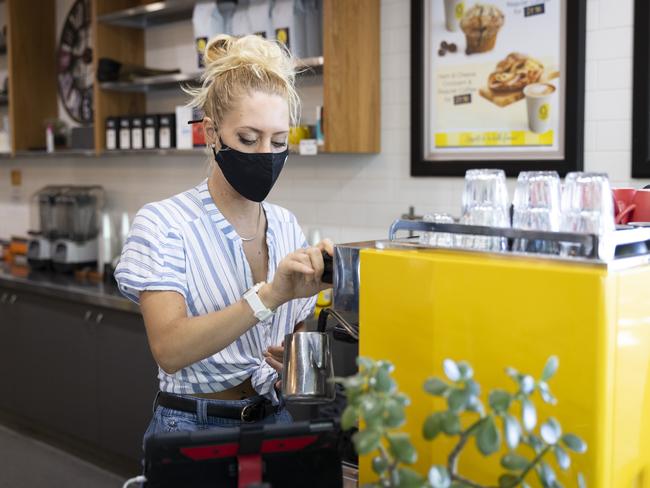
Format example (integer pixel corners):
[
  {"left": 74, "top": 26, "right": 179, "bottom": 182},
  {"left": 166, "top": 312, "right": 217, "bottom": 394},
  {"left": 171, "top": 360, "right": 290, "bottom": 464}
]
[{"left": 196, "top": 178, "right": 276, "bottom": 243}]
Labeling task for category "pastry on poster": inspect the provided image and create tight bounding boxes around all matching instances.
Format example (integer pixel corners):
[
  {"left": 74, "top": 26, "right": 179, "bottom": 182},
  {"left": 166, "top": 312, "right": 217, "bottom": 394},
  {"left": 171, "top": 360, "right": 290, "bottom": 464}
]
[
  {"left": 479, "top": 52, "right": 559, "bottom": 107},
  {"left": 460, "top": 3, "right": 505, "bottom": 54}
]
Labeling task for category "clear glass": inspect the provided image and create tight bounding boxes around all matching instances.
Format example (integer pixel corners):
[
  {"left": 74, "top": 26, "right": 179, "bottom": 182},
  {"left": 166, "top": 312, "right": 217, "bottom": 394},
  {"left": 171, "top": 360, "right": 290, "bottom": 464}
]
[
  {"left": 462, "top": 169, "right": 509, "bottom": 212},
  {"left": 419, "top": 213, "right": 455, "bottom": 248},
  {"left": 512, "top": 171, "right": 561, "bottom": 253},
  {"left": 460, "top": 169, "right": 510, "bottom": 251},
  {"left": 560, "top": 172, "right": 615, "bottom": 256}
]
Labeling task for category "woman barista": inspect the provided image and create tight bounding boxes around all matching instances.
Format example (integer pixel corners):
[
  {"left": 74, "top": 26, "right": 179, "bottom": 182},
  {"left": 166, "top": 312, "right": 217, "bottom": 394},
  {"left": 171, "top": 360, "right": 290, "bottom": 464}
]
[{"left": 115, "top": 34, "right": 333, "bottom": 440}]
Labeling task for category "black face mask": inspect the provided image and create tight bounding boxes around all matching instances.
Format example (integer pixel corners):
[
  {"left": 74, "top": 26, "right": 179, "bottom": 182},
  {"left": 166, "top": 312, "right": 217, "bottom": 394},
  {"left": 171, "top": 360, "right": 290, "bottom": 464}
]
[{"left": 212, "top": 138, "right": 288, "bottom": 202}]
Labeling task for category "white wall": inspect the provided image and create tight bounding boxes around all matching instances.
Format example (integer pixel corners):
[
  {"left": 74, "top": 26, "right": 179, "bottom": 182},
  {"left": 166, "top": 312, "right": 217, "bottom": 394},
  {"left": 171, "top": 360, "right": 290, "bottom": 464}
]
[{"left": 0, "top": 0, "right": 645, "bottom": 243}]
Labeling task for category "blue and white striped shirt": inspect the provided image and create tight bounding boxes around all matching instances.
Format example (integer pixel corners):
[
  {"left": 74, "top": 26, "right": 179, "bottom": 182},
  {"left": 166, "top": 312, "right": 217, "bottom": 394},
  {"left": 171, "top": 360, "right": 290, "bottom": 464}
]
[{"left": 114, "top": 178, "right": 316, "bottom": 403}]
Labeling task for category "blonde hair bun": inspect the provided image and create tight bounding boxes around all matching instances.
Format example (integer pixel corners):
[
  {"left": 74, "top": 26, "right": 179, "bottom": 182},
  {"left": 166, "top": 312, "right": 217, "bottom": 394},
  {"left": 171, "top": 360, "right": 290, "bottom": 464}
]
[{"left": 187, "top": 34, "right": 299, "bottom": 126}]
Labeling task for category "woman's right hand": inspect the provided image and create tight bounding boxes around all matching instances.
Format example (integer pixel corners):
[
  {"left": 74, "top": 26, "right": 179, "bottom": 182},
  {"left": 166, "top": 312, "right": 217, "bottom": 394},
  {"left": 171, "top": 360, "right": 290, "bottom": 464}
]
[{"left": 260, "top": 239, "right": 334, "bottom": 309}]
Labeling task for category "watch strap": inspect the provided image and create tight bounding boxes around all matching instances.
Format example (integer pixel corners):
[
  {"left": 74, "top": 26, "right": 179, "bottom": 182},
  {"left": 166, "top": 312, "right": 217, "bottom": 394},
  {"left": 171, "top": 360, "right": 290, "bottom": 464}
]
[{"left": 244, "top": 282, "right": 275, "bottom": 322}]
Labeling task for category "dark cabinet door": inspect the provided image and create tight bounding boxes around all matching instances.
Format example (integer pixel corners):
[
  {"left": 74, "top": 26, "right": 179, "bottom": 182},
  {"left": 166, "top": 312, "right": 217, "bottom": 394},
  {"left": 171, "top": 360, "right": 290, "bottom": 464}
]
[
  {"left": 0, "top": 288, "right": 21, "bottom": 411},
  {"left": 8, "top": 290, "right": 97, "bottom": 443},
  {"left": 94, "top": 307, "right": 158, "bottom": 462}
]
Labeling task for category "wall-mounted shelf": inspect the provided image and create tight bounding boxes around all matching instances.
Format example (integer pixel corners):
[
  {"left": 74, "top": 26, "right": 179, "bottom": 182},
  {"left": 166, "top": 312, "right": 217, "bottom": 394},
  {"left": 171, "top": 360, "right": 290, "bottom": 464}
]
[
  {"left": 13, "top": 149, "right": 97, "bottom": 158},
  {"left": 99, "top": 72, "right": 201, "bottom": 93},
  {"left": 102, "top": 148, "right": 204, "bottom": 156},
  {"left": 99, "top": 57, "right": 324, "bottom": 93},
  {"left": 97, "top": 0, "right": 196, "bottom": 29},
  {"left": 1, "top": 147, "right": 332, "bottom": 160}
]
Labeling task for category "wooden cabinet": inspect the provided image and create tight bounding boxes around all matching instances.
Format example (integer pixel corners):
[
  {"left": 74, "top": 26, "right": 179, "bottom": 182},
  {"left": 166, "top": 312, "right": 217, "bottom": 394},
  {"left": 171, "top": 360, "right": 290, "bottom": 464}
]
[
  {"left": 3, "top": 0, "right": 380, "bottom": 156},
  {"left": 323, "top": 0, "right": 380, "bottom": 153},
  {"left": 0, "top": 285, "right": 158, "bottom": 471},
  {"left": 6, "top": 0, "right": 58, "bottom": 153}
]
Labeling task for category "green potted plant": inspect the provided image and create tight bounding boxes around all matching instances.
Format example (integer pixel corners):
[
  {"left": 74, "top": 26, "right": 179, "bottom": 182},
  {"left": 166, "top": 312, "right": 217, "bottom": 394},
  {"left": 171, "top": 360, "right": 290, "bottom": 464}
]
[{"left": 337, "top": 356, "right": 587, "bottom": 488}]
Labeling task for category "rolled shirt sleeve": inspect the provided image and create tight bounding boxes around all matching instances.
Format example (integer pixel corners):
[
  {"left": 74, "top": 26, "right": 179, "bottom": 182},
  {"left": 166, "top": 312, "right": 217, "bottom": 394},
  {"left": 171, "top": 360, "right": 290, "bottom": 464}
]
[{"left": 114, "top": 204, "right": 188, "bottom": 304}]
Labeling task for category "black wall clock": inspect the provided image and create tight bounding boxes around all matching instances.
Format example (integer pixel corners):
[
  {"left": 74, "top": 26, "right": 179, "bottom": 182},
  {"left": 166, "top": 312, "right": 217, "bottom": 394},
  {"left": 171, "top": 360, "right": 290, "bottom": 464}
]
[{"left": 57, "top": 0, "right": 93, "bottom": 125}]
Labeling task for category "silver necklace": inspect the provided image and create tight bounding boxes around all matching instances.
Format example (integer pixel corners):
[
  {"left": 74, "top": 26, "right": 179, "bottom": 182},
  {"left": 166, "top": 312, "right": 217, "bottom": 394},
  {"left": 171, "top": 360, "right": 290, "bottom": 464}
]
[{"left": 239, "top": 204, "right": 262, "bottom": 242}]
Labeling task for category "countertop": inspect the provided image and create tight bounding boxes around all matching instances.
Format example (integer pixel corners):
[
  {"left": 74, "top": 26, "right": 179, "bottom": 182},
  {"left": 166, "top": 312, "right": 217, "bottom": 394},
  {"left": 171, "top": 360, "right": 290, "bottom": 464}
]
[{"left": 0, "top": 263, "right": 139, "bottom": 313}]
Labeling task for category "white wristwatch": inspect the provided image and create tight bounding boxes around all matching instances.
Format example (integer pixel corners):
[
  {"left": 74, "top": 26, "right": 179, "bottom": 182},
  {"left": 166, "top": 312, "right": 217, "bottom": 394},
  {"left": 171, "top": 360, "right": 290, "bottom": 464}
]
[{"left": 243, "top": 282, "right": 275, "bottom": 322}]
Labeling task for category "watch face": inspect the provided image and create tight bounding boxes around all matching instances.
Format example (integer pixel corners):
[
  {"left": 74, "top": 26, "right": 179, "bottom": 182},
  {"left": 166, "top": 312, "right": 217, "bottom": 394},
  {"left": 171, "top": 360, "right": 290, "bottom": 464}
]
[{"left": 57, "top": 0, "right": 93, "bottom": 124}]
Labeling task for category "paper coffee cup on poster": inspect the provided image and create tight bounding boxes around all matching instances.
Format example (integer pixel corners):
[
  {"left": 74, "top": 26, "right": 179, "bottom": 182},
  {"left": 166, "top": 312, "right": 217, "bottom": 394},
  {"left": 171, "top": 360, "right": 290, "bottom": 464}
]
[
  {"left": 524, "top": 83, "right": 556, "bottom": 134},
  {"left": 444, "top": 0, "right": 465, "bottom": 32}
]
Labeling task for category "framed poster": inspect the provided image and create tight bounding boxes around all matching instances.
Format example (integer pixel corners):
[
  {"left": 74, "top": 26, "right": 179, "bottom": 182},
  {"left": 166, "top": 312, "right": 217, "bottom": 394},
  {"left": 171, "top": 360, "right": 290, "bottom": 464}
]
[
  {"left": 632, "top": 0, "right": 650, "bottom": 178},
  {"left": 411, "top": 0, "right": 587, "bottom": 177}
]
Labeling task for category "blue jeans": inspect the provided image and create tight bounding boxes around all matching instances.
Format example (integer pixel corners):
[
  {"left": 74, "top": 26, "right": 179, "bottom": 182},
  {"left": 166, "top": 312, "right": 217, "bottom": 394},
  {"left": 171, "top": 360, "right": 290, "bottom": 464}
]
[{"left": 142, "top": 392, "right": 293, "bottom": 453}]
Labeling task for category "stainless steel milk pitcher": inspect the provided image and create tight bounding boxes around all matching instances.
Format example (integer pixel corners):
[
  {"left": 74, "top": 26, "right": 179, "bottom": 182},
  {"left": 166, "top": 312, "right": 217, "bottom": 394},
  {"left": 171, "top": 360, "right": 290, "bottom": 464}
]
[{"left": 281, "top": 325, "right": 335, "bottom": 404}]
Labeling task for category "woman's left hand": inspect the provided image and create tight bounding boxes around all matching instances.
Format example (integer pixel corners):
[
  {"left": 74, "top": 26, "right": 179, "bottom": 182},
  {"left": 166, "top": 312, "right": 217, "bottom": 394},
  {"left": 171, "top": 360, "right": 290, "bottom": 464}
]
[
  {"left": 264, "top": 343, "right": 284, "bottom": 373},
  {"left": 264, "top": 344, "right": 284, "bottom": 393}
]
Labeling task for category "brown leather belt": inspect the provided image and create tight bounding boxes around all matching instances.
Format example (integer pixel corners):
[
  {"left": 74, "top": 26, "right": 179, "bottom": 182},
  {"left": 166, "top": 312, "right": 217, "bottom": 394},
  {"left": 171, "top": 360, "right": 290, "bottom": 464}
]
[
  {"left": 156, "top": 392, "right": 278, "bottom": 423},
  {"left": 191, "top": 377, "right": 257, "bottom": 401}
]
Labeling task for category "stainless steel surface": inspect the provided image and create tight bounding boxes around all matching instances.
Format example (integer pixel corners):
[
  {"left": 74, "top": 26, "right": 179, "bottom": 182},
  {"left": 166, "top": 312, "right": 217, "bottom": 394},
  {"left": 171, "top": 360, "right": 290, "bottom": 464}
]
[
  {"left": 99, "top": 57, "right": 324, "bottom": 93},
  {"left": 342, "top": 462, "right": 358, "bottom": 488},
  {"left": 96, "top": 0, "right": 197, "bottom": 29},
  {"left": 99, "top": 72, "right": 202, "bottom": 93},
  {"left": 0, "top": 263, "right": 139, "bottom": 313},
  {"left": 388, "top": 218, "right": 650, "bottom": 263},
  {"left": 282, "top": 331, "right": 335, "bottom": 404},
  {"left": 332, "top": 241, "right": 375, "bottom": 316}
]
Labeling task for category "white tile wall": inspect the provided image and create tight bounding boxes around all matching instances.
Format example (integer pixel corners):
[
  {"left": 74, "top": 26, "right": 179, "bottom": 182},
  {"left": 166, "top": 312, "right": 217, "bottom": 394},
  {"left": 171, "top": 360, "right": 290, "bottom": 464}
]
[{"left": 2, "top": 0, "right": 649, "bottom": 243}]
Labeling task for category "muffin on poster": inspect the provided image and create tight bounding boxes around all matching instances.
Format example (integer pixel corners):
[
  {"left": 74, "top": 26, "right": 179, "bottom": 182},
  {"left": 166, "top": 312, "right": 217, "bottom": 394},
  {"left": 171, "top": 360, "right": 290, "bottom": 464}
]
[{"left": 429, "top": 0, "right": 563, "bottom": 154}]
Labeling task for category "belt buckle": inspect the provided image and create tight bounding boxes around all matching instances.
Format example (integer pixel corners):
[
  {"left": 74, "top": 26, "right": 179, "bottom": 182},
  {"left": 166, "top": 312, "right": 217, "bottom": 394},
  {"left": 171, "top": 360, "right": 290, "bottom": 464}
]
[{"left": 240, "top": 403, "right": 260, "bottom": 423}]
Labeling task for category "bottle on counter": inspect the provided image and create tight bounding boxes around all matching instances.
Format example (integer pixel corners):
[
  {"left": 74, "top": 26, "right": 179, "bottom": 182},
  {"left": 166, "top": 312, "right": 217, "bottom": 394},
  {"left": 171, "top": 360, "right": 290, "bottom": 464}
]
[{"left": 46, "top": 124, "right": 54, "bottom": 153}]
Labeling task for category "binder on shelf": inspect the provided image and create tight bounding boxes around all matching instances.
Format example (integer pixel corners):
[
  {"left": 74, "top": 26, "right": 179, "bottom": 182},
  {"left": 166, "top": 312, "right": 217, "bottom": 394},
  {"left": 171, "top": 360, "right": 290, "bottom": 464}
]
[
  {"left": 105, "top": 117, "right": 118, "bottom": 150},
  {"left": 144, "top": 115, "right": 159, "bottom": 149},
  {"left": 118, "top": 117, "right": 131, "bottom": 150},
  {"left": 131, "top": 116, "right": 144, "bottom": 150},
  {"left": 158, "top": 114, "right": 176, "bottom": 149}
]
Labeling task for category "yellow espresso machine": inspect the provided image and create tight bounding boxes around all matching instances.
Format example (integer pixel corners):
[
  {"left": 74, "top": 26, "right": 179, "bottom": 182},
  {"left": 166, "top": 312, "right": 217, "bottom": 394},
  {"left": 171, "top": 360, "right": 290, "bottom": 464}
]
[{"left": 330, "top": 220, "right": 650, "bottom": 487}]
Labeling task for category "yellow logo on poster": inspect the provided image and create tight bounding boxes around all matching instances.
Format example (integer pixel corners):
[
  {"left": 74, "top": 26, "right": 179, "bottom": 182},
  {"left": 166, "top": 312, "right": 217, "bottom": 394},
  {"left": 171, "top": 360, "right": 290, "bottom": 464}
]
[
  {"left": 539, "top": 103, "right": 550, "bottom": 121},
  {"left": 277, "top": 28, "right": 288, "bottom": 45},
  {"left": 455, "top": 2, "right": 465, "bottom": 19}
]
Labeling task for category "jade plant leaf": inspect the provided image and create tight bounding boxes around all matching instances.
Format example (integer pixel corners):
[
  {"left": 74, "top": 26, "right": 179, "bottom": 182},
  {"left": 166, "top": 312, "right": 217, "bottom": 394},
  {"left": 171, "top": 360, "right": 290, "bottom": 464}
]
[
  {"left": 457, "top": 361, "right": 474, "bottom": 380},
  {"left": 476, "top": 416, "right": 501, "bottom": 455},
  {"left": 424, "top": 377, "right": 449, "bottom": 396},
  {"left": 387, "top": 432, "right": 418, "bottom": 465},
  {"left": 501, "top": 453, "right": 529, "bottom": 470},
  {"left": 443, "top": 359, "right": 461, "bottom": 382},
  {"left": 341, "top": 405, "right": 358, "bottom": 431},
  {"left": 352, "top": 429, "right": 382, "bottom": 455},
  {"left": 498, "top": 473, "right": 520, "bottom": 488},
  {"left": 562, "top": 433, "right": 587, "bottom": 453},
  {"left": 540, "top": 418, "right": 562, "bottom": 445},
  {"left": 384, "top": 397, "right": 407, "bottom": 428},
  {"left": 541, "top": 356, "right": 559, "bottom": 382},
  {"left": 577, "top": 472, "right": 587, "bottom": 488},
  {"left": 521, "top": 375, "right": 535, "bottom": 395},
  {"left": 371, "top": 455, "right": 388, "bottom": 475},
  {"left": 522, "top": 398, "right": 537, "bottom": 431},
  {"left": 553, "top": 445, "right": 570, "bottom": 470},
  {"left": 374, "top": 365, "right": 396, "bottom": 393},
  {"left": 440, "top": 411, "right": 462, "bottom": 435},
  {"left": 489, "top": 390, "right": 512, "bottom": 415},
  {"left": 503, "top": 414, "right": 521, "bottom": 450},
  {"left": 423, "top": 412, "right": 443, "bottom": 441},
  {"left": 536, "top": 461, "right": 556, "bottom": 488},
  {"left": 396, "top": 467, "right": 428, "bottom": 488},
  {"left": 448, "top": 388, "right": 471, "bottom": 413},
  {"left": 428, "top": 465, "right": 451, "bottom": 488}
]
